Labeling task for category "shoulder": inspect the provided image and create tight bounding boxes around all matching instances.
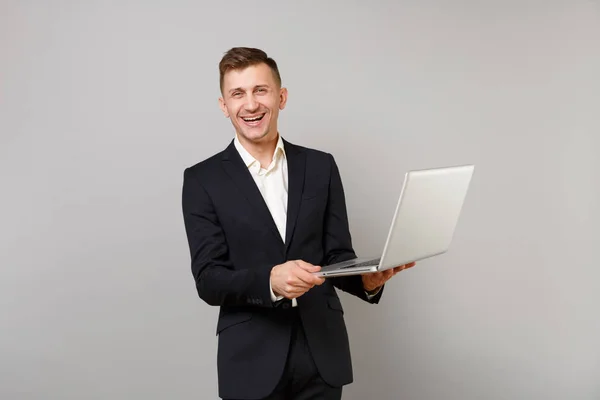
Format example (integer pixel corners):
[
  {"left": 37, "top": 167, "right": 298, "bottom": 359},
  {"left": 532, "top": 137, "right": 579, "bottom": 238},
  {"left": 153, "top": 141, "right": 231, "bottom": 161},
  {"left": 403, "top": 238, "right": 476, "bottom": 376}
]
[
  {"left": 183, "top": 143, "right": 231, "bottom": 183},
  {"left": 184, "top": 153, "right": 221, "bottom": 177}
]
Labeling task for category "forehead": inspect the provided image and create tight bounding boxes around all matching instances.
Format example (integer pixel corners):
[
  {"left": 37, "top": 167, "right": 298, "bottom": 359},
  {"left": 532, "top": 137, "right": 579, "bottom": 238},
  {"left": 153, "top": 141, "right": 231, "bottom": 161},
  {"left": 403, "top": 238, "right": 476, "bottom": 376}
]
[{"left": 222, "top": 63, "right": 277, "bottom": 91}]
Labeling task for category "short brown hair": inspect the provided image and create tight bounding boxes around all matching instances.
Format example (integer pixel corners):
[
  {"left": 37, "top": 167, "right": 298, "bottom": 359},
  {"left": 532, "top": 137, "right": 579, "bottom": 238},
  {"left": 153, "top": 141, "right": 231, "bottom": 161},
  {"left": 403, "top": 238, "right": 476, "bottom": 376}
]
[{"left": 218, "top": 47, "right": 282, "bottom": 92}]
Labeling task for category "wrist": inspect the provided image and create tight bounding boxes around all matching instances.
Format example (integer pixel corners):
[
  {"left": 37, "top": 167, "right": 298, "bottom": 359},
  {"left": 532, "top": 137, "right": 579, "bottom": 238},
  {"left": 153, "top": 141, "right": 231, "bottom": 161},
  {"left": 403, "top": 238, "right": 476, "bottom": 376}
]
[
  {"left": 365, "top": 286, "right": 381, "bottom": 295},
  {"left": 270, "top": 265, "right": 281, "bottom": 297}
]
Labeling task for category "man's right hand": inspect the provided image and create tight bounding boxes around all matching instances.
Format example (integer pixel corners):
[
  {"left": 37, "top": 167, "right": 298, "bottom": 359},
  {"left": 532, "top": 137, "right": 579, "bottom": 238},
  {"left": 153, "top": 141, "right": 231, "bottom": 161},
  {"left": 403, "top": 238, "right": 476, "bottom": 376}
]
[{"left": 270, "top": 260, "right": 325, "bottom": 299}]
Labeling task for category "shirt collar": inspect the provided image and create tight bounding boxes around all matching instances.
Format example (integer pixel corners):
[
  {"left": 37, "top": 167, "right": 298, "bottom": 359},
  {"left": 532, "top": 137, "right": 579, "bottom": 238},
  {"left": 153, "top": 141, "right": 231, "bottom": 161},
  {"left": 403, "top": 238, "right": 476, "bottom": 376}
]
[{"left": 234, "top": 133, "right": 286, "bottom": 169}]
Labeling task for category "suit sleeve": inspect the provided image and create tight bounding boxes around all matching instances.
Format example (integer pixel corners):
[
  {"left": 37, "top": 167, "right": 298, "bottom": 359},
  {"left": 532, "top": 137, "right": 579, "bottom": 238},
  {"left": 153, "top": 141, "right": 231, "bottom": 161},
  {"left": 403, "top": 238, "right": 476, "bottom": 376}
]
[
  {"left": 322, "top": 154, "right": 384, "bottom": 304},
  {"left": 181, "top": 167, "right": 274, "bottom": 308}
]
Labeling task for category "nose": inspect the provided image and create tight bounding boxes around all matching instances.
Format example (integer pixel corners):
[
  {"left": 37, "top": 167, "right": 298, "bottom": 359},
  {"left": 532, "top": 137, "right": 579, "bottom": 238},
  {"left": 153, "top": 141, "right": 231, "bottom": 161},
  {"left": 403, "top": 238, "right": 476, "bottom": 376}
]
[{"left": 245, "top": 94, "right": 259, "bottom": 112}]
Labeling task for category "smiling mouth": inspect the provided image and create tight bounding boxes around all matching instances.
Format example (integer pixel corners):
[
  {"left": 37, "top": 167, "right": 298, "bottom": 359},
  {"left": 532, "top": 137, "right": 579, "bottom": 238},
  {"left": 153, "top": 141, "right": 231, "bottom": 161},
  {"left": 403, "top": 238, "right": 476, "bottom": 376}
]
[{"left": 241, "top": 114, "right": 265, "bottom": 122}]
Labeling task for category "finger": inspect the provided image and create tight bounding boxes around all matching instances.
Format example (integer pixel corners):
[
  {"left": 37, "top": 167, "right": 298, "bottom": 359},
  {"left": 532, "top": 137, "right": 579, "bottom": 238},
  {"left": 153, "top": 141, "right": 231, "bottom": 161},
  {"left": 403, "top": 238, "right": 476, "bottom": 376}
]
[
  {"left": 280, "top": 274, "right": 317, "bottom": 292},
  {"left": 377, "top": 270, "right": 392, "bottom": 282},
  {"left": 283, "top": 269, "right": 314, "bottom": 288},
  {"left": 285, "top": 275, "right": 313, "bottom": 290},
  {"left": 294, "top": 260, "right": 321, "bottom": 273},
  {"left": 287, "top": 288, "right": 309, "bottom": 297},
  {"left": 294, "top": 267, "right": 325, "bottom": 286},
  {"left": 405, "top": 262, "right": 416, "bottom": 269},
  {"left": 282, "top": 284, "right": 311, "bottom": 297}
]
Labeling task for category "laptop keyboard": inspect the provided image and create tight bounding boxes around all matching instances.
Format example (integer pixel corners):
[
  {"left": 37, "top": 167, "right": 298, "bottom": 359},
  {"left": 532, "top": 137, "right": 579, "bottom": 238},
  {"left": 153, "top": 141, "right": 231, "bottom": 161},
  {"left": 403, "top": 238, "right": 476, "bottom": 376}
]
[{"left": 340, "top": 258, "right": 381, "bottom": 269}]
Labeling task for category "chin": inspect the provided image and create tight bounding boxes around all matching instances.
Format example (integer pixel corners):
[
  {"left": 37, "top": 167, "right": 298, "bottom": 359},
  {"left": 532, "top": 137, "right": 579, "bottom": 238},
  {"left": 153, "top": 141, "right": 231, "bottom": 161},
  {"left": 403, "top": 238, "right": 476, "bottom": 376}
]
[
  {"left": 241, "top": 129, "right": 273, "bottom": 142},
  {"left": 236, "top": 132, "right": 260, "bottom": 144}
]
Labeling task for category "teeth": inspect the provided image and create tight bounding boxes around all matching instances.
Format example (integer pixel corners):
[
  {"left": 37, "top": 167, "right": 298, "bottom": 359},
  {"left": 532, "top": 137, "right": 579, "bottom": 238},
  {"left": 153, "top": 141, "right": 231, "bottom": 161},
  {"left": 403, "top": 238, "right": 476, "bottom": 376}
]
[{"left": 242, "top": 115, "right": 263, "bottom": 122}]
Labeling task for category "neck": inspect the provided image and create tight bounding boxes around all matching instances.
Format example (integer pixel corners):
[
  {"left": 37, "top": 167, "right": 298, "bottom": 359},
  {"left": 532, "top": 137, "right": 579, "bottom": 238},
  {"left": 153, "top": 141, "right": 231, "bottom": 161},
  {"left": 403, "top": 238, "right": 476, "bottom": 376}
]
[{"left": 238, "top": 132, "right": 279, "bottom": 168}]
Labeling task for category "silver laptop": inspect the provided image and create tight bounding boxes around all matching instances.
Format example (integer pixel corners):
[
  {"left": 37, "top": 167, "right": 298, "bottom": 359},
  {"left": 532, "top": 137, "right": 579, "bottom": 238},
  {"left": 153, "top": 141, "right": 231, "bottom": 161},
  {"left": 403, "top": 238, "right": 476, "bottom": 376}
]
[{"left": 314, "top": 164, "right": 475, "bottom": 277}]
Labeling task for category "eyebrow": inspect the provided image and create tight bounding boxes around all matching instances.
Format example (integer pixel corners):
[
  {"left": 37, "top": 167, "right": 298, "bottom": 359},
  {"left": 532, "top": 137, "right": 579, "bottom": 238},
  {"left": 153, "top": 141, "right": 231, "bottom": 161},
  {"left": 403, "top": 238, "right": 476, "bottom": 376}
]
[{"left": 229, "top": 84, "right": 270, "bottom": 94}]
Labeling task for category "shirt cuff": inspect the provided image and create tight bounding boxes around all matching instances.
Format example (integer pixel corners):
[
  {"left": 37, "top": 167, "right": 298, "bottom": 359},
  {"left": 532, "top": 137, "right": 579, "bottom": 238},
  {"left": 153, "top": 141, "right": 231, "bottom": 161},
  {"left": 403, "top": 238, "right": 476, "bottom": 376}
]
[
  {"left": 365, "top": 286, "right": 382, "bottom": 299},
  {"left": 270, "top": 279, "right": 284, "bottom": 302}
]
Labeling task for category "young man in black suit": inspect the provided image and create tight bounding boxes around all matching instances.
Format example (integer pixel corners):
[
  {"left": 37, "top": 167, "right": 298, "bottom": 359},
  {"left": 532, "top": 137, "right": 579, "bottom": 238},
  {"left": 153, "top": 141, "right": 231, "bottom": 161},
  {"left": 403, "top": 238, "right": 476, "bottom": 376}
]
[{"left": 182, "top": 47, "right": 415, "bottom": 400}]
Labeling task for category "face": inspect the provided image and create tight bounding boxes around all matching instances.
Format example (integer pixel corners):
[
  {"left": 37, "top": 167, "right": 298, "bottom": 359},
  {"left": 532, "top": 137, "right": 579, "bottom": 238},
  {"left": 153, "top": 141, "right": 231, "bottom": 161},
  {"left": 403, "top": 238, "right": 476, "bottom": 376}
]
[{"left": 219, "top": 63, "right": 287, "bottom": 145}]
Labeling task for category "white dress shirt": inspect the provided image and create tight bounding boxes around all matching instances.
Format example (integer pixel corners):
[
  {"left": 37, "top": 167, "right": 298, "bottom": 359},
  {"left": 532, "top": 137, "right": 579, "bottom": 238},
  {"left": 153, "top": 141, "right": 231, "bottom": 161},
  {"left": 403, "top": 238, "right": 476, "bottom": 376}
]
[
  {"left": 233, "top": 134, "right": 298, "bottom": 307},
  {"left": 234, "top": 134, "right": 379, "bottom": 307}
]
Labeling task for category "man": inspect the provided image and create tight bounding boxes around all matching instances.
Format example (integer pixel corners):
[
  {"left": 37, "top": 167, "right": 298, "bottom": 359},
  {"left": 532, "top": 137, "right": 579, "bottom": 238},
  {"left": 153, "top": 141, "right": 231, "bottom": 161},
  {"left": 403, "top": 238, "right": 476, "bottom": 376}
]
[{"left": 181, "top": 47, "right": 416, "bottom": 400}]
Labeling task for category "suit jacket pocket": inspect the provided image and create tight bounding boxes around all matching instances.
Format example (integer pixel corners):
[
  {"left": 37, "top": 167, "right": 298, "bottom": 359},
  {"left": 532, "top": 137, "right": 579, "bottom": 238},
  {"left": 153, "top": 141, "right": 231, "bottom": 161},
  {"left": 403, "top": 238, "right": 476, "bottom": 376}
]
[
  {"left": 327, "top": 296, "right": 344, "bottom": 314},
  {"left": 216, "top": 312, "right": 253, "bottom": 335}
]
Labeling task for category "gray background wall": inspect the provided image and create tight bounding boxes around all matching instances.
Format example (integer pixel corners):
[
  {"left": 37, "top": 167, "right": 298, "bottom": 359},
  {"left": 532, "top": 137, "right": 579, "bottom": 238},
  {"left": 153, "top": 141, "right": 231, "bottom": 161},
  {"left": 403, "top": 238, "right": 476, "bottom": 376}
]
[{"left": 1, "top": 1, "right": 599, "bottom": 399}]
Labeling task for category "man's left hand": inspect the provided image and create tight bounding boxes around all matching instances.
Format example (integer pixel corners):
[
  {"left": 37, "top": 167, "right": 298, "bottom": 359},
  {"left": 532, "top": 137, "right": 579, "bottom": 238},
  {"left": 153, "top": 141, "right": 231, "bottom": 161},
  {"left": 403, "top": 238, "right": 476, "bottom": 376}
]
[{"left": 362, "top": 262, "right": 417, "bottom": 292}]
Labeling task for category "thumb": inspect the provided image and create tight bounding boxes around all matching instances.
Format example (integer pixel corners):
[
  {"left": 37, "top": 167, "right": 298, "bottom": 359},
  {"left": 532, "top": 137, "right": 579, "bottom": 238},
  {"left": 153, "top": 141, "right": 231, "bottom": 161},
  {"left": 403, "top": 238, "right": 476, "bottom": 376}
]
[{"left": 295, "top": 260, "right": 321, "bottom": 272}]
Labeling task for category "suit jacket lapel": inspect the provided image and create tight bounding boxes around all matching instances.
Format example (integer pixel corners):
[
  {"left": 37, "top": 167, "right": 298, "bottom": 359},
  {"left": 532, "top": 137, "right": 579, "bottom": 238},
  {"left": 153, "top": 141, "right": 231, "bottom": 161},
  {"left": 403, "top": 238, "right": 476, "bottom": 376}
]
[
  {"left": 221, "top": 141, "right": 284, "bottom": 247},
  {"left": 283, "top": 140, "right": 306, "bottom": 251}
]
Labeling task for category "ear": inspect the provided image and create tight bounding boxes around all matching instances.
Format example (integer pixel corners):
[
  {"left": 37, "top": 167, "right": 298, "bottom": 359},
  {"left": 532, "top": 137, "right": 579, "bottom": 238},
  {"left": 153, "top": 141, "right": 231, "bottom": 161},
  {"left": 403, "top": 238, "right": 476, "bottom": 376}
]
[
  {"left": 218, "top": 97, "right": 230, "bottom": 118},
  {"left": 278, "top": 87, "right": 288, "bottom": 110}
]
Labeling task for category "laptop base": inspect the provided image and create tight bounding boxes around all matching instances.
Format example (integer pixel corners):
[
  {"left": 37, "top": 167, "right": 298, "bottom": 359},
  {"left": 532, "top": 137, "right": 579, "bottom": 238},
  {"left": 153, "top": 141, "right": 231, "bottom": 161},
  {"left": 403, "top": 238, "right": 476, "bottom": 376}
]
[{"left": 315, "top": 257, "right": 380, "bottom": 277}]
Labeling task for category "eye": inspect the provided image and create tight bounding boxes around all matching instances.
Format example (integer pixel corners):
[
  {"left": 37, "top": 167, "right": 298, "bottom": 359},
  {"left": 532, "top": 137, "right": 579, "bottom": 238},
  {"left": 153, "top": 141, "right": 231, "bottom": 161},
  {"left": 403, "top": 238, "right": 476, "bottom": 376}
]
[
  {"left": 256, "top": 88, "right": 266, "bottom": 93},
  {"left": 232, "top": 92, "right": 242, "bottom": 98}
]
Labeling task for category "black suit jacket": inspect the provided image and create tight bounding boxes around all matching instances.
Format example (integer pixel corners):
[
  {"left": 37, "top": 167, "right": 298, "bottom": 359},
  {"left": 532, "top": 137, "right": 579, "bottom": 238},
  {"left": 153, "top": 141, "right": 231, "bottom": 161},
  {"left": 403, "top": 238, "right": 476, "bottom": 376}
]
[{"left": 182, "top": 139, "right": 383, "bottom": 399}]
